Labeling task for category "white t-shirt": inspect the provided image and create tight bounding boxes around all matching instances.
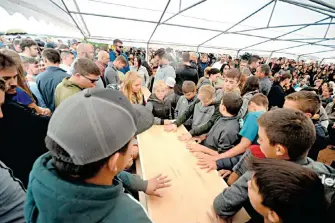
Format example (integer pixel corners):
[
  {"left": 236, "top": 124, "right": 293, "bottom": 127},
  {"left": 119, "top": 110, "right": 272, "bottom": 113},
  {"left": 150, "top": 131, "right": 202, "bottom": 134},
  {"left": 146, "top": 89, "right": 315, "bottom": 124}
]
[
  {"left": 59, "top": 63, "right": 70, "bottom": 72},
  {"left": 212, "top": 61, "right": 224, "bottom": 70}
]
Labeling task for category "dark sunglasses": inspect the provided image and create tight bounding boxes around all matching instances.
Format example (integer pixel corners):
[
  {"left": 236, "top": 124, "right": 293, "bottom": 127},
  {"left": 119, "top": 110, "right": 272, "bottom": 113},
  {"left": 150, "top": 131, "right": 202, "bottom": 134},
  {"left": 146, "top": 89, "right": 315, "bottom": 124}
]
[
  {"left": 117, "top": 45, "right": 123, "bottom": 48},
  {"left": 83, "top": 75, "right": 99, "bottom": 83}
]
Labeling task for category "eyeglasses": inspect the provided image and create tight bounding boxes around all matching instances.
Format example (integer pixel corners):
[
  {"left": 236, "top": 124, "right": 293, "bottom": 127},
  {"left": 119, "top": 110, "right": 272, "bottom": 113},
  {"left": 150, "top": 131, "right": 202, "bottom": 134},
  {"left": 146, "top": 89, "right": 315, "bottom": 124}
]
[
  {"left": 82, "top": 75, "right": 100, "bottom": 83},
  {"left": 117, "top": 45, "right": 123, "bottom": 48}
]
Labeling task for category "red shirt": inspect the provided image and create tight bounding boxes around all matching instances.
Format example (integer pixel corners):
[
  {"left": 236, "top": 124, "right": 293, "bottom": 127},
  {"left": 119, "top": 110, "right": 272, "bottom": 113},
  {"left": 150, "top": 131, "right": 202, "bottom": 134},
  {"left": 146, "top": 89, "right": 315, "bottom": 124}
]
[{"left": 249, "top": 145, "right": 266, "bottom": 158}]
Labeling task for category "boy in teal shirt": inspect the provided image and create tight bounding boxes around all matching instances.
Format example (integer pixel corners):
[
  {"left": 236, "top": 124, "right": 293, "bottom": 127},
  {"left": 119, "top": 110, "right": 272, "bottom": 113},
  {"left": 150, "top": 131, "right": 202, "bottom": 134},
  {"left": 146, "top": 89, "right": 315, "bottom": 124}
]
[{"left": 196, "top": 93, "right": 268, "bottom": 171}]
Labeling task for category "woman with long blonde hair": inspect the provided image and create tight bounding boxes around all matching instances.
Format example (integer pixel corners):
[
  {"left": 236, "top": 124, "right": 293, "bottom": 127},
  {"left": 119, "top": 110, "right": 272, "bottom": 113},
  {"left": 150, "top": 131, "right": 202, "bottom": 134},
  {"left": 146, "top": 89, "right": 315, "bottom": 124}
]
[{"left": 121, "top": 71, "right": 145, "bottom": 105}]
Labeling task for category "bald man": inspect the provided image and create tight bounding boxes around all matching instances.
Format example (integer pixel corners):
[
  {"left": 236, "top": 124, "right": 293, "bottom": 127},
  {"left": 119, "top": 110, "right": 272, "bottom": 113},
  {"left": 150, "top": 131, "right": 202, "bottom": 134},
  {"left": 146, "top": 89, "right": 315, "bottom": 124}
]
[
  {"left": 76, "top": 43, "right": 94, "bottom": 60},
  {"left": 68, "top": 43, "right": 105, "bottom": 88},
  {"left": 95, "top": 50, "right": 110, "bottom": 78}
]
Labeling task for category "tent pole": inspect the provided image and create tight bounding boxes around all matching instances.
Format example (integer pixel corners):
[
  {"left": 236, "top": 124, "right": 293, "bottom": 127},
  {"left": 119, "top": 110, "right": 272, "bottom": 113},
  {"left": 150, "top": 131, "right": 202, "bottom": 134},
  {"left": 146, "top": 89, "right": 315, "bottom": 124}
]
[
  {"left": 60, "top": 0, "right": 86, "bottom": 38},
  {"left": 299, "top": 49, "right": 335, "bottom": 56},
  {"left": 280, "top": 0, "right": 335, "bottom": 16},
  {"left": 267, "top": 0, "right": 277, "bottom": 27},
  {"left": 266, "top": 52, "right": 274, "bottom": 64},
  {"left": 147, "top": 0, "right": 172, "bottom": 44},
  {"left": 197, "top": 0, "right": 275, "bottom": 48},
  {"left": 233, "top": 21, "right": 334, "bottom": 33},
  {"left": 72, "top": 0, "right": 91, "bottom": 37},
  {"left": 146, "top": 43, "right": 149, "bottom": 62},
  {"left": 239, "top": 17, "right": 331, "bottom": 51},
  {"left": 309, "top": 0, "right": 335, "bottom": 11},
  {"left": 324, "top": 18, "right": 333, "bottom": 38},
  {"left": 162, "top": 0, "right": 207, "bottom": 24},
  {"left": 236, "top": 50, "right": 241, "bottom": 58}
]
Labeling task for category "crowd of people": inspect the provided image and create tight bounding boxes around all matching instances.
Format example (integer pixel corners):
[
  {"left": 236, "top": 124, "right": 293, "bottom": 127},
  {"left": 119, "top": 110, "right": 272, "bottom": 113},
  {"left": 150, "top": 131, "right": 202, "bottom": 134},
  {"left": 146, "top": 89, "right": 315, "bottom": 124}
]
[{"left": 0, "top": 35, "right": 335, "bottom": 223}]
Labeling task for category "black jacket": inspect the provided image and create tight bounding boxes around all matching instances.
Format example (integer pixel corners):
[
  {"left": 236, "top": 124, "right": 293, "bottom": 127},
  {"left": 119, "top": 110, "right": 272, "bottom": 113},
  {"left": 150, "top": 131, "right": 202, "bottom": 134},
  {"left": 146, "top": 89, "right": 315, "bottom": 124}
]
[
  {"left": 175, "top": 64, "right": 199, "bottom": 95},
  {"left": 0, "top": 96, "right": 49, "bottom": 187},
  {"left": 267, "top": 84, "right": 286, "bottom": 108},
  {"left": 308, "top": 121, "right": 329, "bottom": 161},
  {"left": 146, "top": 94, "right": 172, "bottom": 124}
]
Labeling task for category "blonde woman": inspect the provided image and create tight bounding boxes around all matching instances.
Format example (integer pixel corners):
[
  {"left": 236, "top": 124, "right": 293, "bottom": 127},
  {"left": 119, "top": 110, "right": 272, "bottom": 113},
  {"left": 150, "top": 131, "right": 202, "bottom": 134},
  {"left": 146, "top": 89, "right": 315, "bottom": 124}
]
[{"left": 121, "top": 71, "right": 145, "bottom": 105}]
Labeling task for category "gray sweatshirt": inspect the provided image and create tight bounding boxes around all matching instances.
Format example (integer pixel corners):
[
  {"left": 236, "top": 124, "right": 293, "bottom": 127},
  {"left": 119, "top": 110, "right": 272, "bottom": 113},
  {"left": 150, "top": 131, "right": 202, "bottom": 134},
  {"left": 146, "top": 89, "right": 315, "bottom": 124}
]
[
  {"left": 104, "top": 62, "right": 120, "bottom": 85},
  {"left": 130, "top": 66, "right": 149, "bottom": 87},
  {"left": 154, "top": 64, "right": 176, "bottom": 85},
  {"left": 203, "top": 116, "right": 241, "bottom": 153},
  {"left": 192, "top": 102, "right": 215, "bottom": 129},
  {"left": 213, "top": 149, "right": 335, "bottom": 219},
  {"left": 238, "top": 90, "right": 259, "bottom": 119},
  {"left": 0, "top": 161, "right": 26, "bottom": 223},
  {"left": 175, "top": 95, "right": 196, "bottom": 126}
]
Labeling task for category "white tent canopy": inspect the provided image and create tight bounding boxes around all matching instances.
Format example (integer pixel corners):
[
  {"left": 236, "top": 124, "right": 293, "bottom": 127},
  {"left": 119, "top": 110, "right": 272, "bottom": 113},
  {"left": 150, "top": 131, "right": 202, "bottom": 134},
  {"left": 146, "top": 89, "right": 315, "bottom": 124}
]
[{"left": 1, "top": 0, "right": 335, "bottom": 61}]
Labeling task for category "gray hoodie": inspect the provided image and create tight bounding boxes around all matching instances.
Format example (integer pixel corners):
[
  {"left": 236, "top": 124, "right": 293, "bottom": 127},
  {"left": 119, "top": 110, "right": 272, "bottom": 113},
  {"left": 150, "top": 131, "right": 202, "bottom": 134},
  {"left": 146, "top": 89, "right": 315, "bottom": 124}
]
[
  {"left": 192, "top": 102, "right": 215, "bottom": 129},
  {"left": 238, "top": 90, "right": 259, "bottom": 119},
  {"left": 203, "top": 116, "right": 241, "bottom": 153},
  {"left": 104, "top": 62, "right": 120, "bottom": 85},
  {"left": 174, "top": 95, "right": 196, "bottom": 127},
  {"left": 130, "top": 66, "right": 149, "bottom": 87},
  {"left": 154, "top": 64, "right": 176, "bottom": 85},
  {"left": 213, "top": 149, "right": 335, "bottom": 219}
]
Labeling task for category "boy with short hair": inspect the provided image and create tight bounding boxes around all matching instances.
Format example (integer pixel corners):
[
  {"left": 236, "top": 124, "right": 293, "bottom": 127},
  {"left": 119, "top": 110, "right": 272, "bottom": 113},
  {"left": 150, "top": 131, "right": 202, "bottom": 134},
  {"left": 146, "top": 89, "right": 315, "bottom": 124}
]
[
  {"left": 186, "top": 92, "right": 243, "bottom": 155},
  {"left": 146, "top": 80, "right": 173, "bottom": 125},
  {"left": 213, "top": 108, "right": 335, "bottom": 222},
  {"left": 222, "top": 68, "right": 241, "bottom": 94},
  {"left": 175, "top": 81, "right": 197, "bottom": 130},
  {"left": 196, "top": 94, "right": 268, "bottom": 170},
  {"left": 165, "top": 85, "right": 217, "bottom": 133},
  {"left": 284, "top": 91, "right": 329, "bottom": 161},
  {"left": 248, "top": 158, "right": 329, "bottom": 223}
]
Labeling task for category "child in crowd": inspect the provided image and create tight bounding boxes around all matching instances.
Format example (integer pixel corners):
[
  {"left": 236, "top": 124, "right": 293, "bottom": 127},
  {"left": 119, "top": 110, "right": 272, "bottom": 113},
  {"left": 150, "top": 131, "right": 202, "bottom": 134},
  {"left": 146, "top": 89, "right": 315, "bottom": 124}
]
[
  {"left": 321, "top": 86, "right": 333, "bottom": 107},
  {"left": 146, "top": 80, "right": 173, "bottom": 125},
  {"left": 222, "top": 68, "right": 242, "bottom": 95},
  {"left": 121, "top": 71, "right": 145, "bottom": 105},
  {"left": 196, "top": 94, "right": 268, "bottom": 171},
  {"left": 213, "top": 108, "right": 335, "bottom": 222},
  {"left": 165, "top": 85, "right": 216, "bottom": 133},
  {"left": 247, "top": 158, "right": 330, "bottom": 223},
  {"left": 284, "top": 91, "right": 329, "bottom": 161},
  {"left": 164, "top": 77, "right": 179, "bottom": 116},
  {"left": 222, "top": 90, "right": 329, "bottom": 187},
  {"left": 186, "top": 92, "right": 243, "bottom": 155},
  {"left": 175, "top": 81, "right": 197, "bottom": 130},
  {"left": 197, "top": 68, "right": 222, "bottom": 102}
]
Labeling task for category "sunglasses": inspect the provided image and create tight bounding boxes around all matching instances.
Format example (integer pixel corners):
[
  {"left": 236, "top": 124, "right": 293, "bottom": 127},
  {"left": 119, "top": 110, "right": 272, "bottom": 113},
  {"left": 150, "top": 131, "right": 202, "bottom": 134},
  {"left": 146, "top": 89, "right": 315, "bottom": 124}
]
[
  {"left": 117, "top": 45, "right": 123, "bottom": 48},
  {"left": 82, "top": 75, "right": 99, "bottom": 83}
]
